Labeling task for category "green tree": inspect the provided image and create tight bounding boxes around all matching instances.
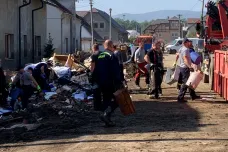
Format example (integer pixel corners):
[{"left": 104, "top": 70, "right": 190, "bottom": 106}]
[
  {"left": 43, "top": 33, "right": 55, "bottom": 58},
  {"left": 186, "top": 31, "right": 197, "bottom": 38},
  {"left": 115, "top": 18, "right": 152, "bottom": 33}
]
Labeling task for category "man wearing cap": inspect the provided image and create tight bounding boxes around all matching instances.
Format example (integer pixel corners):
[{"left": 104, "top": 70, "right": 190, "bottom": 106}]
[{"left": 177, "top": 38, "right": 199, "bottom": 103}]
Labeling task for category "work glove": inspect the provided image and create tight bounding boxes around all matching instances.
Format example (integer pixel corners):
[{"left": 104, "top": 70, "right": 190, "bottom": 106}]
[{"left": 37, "top": 85, "right": 42, "bottom": 92}]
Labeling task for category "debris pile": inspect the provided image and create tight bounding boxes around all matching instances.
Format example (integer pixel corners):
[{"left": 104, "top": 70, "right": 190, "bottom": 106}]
[{"left": 0, "top": 53, "right": 97, "bottom": 143}]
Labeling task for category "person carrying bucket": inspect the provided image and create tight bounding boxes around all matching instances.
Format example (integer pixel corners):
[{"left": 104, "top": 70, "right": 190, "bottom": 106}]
[
  {"left": 175, "top": 40, "right": 202, "bottom": 91},
  {"left": 176, "top": 38, "right": 200, "bottom": 103}
]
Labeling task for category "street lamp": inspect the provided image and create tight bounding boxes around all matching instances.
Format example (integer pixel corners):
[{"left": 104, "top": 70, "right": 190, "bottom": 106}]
[
  {"left": 90, "top": 0, "right": 94, "bottom": 45},
  {"left": 109, "top": 8, "right": 112, "bottom": 40}
]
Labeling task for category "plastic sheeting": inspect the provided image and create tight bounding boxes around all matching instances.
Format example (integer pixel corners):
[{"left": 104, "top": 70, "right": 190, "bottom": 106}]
[{"left": 53, "top": 66, "right": 71, "bottom": 79}]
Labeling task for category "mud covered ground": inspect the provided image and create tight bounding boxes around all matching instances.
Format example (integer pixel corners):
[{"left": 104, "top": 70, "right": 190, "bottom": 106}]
[{"left": 1, "top": 54, "right": 228, "bottom": 152}]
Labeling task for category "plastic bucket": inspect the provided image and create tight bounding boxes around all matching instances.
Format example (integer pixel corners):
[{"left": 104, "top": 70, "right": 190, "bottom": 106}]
[
  {"left": 186, "top": 71, "right": 203, "bottom": 90},
  {"left": 190, "top": 52, "right": 202, "bottom": 65}
]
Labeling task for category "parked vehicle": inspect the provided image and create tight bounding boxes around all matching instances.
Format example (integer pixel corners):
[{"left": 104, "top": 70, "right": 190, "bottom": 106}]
[
  {"left": 165, "top": 38, "right": 204, "bottom": 54},
  {"left": 165, "top": 38, "right": 183, "bottom": 54},
  {"left": 134, "top": 35, "right": 153, "bottom": 51}
]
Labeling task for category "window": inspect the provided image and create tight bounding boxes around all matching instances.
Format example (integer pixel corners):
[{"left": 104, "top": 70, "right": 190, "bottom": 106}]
[
  {"left": 104, "top": 36, "right": 109, "bottom": 40},
  {"left": 100, "top": 22, "right": 105, "bottom": 28},
  {"left": 73, "top": 38, "right": 75, "bottom": 52},
  {"left": 76, "top": 40, "right": 78, "bottom": 51},
  {"left": 5, "top": 34, "right": 14, "bottom": 59},
  {"left": 172, "top": 33, "right": 178, "bottom": 37},
  {"left": 93, "top": 23, "right": 98, "bottom": 28},
  {"left": 24, "top": 35, "right": 28, "bottom": 57},
  {"left": 65, "top": 38, "right": 68, "bottom": 53},
  {"left": 35, "top": 36, "right": 41, "bottom": 56}
]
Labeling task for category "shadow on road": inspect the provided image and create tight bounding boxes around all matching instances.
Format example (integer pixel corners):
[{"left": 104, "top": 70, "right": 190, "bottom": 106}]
[{"left": 0, "top": 97, "right": 205, "bottom": 146}]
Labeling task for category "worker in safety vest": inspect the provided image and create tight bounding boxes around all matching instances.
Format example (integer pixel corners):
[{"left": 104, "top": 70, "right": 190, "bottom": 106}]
[{"left": 92, "top": 40, "right": 123, "bottom": 127}]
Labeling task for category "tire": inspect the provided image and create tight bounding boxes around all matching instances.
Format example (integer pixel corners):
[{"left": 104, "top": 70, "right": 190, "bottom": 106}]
[
  {"left": 168, "top": 49, "right": 171, "bottom": 54},
  {"left": 209, "top": 54, "right": 214, "bottom": 90},
  {"left": 173, "top": 49, "right": 177, "bottom": 54}
]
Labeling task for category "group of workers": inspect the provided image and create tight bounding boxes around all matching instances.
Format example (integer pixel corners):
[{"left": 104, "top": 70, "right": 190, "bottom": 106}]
[
  {"left": 0, "top": 60, "right": 54, "bottom": 111},
  {"left": 134, "top": 38, "right": 201, "bottom": 102}
]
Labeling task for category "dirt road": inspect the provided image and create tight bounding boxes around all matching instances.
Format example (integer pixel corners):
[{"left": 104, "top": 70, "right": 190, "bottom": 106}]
[{"left": 1, "top": 54, "right": 228, "bottom": 152}]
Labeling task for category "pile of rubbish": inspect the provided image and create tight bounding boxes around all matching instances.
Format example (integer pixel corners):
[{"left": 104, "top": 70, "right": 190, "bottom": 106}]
[{"left": 0, "top": 53, "right": 98, "bottom": 143}]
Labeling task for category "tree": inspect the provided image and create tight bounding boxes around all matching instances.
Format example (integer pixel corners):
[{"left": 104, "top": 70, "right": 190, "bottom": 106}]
[
  {"left": 43, "top": 33, "right": 55, "bottom": 58},
  {"left": 186, "top": 31, "right": 197, "bottom": 38},
  {"left": 114, "top": 18, "right": 152, "bottom": 34}
]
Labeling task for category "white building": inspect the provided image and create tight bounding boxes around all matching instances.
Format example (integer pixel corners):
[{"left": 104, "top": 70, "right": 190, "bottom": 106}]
[
  {"left": 77, "top": 16, "right": 104, "bottom": 52},
  {"left": 46, "top": 1, "right": 73, "bottom": 54},
  {"left": 0, "top": 0, "right": 47, "bottom": 69}
]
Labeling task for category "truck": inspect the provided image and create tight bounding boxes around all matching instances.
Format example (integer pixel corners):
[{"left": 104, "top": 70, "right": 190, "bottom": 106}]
[
  {"left": 196, "top": 0, "right": 228, "bottom": 91},
  {"left": 134, "top": 35, "right": 153, "bottom": 51}
]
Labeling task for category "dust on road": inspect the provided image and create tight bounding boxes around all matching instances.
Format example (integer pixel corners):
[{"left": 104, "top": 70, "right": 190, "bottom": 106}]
[{"left": 1, "top": 55, "right": 228, "bottom": 152}]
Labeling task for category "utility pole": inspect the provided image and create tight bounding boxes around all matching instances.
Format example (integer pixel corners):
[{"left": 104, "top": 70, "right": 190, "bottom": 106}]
[
  {"left": 89, "top": 0, "right": 94, "bottom": 45},
  {"left": 200, "top": 0, "right": 205, "bottom": 38},
  {"left": 109, "top": 8, "right": 112, "bottom": 40},
  {"left": 177, "top": 14, "right": 182, "bottom": 38}
]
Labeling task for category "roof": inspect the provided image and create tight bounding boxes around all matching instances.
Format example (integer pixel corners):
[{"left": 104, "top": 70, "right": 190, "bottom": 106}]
[
  {"left": 47, "top": 0, "right": 73, "bottom": 15},
  {"left": 151, "top": 19, "right": 169, "bottom": 25},
  {"left": 76, "top": 8, "right": 128, "bottom": 34},
  {"left": 187, "top": 18, "right": 200, "bottom": 24},
  {"left": 76, "top": 15, "right": 103, "bottom": 41},
  {"left": 76, "top": 11, "right": 89, "bottom": 18},
  {"left": 169, "top": 16, "right": 179, "bottom": 20}
]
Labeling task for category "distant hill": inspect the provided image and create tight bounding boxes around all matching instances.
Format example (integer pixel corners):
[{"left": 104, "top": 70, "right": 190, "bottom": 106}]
[{"left": 114, "top": 10, "right": 206, "bottom": 22}]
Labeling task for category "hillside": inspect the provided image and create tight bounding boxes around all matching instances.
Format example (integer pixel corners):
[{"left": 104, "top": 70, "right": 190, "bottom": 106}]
[{"left": 114, "top": 10, "right": 205, "bottom": 22}]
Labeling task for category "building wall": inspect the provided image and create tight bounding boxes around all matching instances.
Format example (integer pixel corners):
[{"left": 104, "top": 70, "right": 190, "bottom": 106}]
[
  {"left": 81, "top": 40, "right": 91, "bottom": 52},
  {"left": 0, "top": 0, "right": 46, "bottom": 69},
  {"left": 83, "top": 12, "right": 120, "bottom": 43},
  {"left": 57, "top": 0, "right": 76, "bottom": 53},
  {"left": 75, "top": 17, "right": 81, "bottom": 51},
  {"left": 46, "top": 5, "right": 62, "bottom": 54}
]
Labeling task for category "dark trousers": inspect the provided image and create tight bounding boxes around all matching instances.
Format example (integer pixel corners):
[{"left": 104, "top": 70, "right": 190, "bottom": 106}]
[
  {"left": 120, "top": 64, "right": 125, "bottom": 82},
  {"left": 135, "top": 62, "right": 149, "bottom": 85},
  {"left": 33, "top": 71, "right": 49, "bottom": 90},
  {"left": 21, "top": 85, "right": 34, "bottom": 109},
  {"left": 93, "top": 86, "right": 118, "bottom": 113},
  {"left": 178, "top": 68, "right": 196, "bottom": 101},
  {"left": 150, "top": 67, "right": 162, "bottom": 97}
]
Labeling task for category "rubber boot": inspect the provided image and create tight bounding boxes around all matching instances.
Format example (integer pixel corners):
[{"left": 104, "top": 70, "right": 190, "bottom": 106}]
[{"left": 100, "top": 106, "right": 115, "bottom": 127}]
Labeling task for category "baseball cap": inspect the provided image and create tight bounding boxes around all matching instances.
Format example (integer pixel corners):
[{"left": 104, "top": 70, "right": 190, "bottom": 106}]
[{"left": 183, "top": 38, "right": 191, "bottom": 43}]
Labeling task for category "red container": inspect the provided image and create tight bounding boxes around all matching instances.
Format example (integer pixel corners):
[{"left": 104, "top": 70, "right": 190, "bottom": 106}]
[
  {"left": 214, "top": 50, "right": 228, "bottom": 101},
  {"left": 214, "top": 71, "right": 219, "bottom": 93}
]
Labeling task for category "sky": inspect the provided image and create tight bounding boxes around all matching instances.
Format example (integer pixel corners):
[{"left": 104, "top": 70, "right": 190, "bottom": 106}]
[{"left": 76, "top": 0, "right": 205, "bottom": 15}]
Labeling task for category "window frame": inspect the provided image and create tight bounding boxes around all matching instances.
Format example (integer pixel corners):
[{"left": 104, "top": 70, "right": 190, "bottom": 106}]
[
  {"left": 5, "top": 34, "right": 14, "bottom": 59},
  {"left": 35, "top": 36, "right": 41, "bottom": 56},
  {"left": 100, "top": 22, "right": 105, "bottom": 29},
  {"left": 24, "top": 35, "right": 28, "bottom": 57}
]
